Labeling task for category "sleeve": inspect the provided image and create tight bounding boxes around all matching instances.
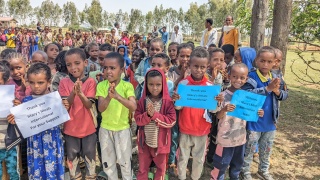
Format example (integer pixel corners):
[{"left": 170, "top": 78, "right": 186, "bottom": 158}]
[
  {"left": 170, "top": 32, "right": 174, "bottom": 42},
  {"left": 207, "top": 30, "right": 218, "bottom": 47},
  {"left": 35, "top": 36, "right": 39, "bottom": 43},
  {"left": 51, "top": 75, "right": 60, "bottom": 92},
  {"left": 85, "top": 79, "right": 97, "bottom": 101},
  {"left": 234, "top": 29, "right": 239, "bottom": 51},
  {"left": 125, "top": 82, "right": 135, "bottom": 98},
  {"left": 153, "top": 101, "right": 176, "bottom": 128},
  {"left": 158, "top": 28, "right": 163, "bottom": 35},
  {"left": 134, "top": 60, "right": 146, "bottom": 85},
  {"left": 134, "top": 100, "right": 151, "bottom": 126},
  {"left": 96, "top": 81, "right": 107, "bottom": 98},
  {"left": 241, "top": 78, "right": 269, "bottom": 95},
  {"left": 276, "top": 78, "right": 289, "bottom": 101},
  {"left": 200, "top": 30, "right": 205, "bottom": 47},
  {"left": 58, "top": 79, "right": 69, "bottom": 99}
]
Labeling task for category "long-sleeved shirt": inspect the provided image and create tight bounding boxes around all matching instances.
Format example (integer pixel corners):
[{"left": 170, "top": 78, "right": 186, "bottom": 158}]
[
  {"left": 159, "top": 28, "right": 169, "bottom": 45},
  {"left": 171, "top": 31, "right": 183, "bottom": 44},
  {"left": 200, "top": 28, "right": 218, "bottom": 48}
]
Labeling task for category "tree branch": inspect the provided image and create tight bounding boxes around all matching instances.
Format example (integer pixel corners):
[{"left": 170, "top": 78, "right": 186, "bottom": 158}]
[{"left": 289, "top": 40, "right": 320, "bottom": 48}]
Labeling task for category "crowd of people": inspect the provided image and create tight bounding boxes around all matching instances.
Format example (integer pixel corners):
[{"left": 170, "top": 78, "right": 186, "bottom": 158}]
[{"left": 0, "top": 15, "right": 288, "bottom": 180}]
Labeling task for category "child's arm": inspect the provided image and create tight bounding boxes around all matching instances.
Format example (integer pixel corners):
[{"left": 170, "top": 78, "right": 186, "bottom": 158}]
[
  {"left": 242, "top": 77, "right": 279, "bottom": 95},
  {"left": 273, "top": 78, "right": 289, "bottom": 101},
  {"left": 97, "top": 96, "right": 112, "bottom": 113},
  {"left": 217, "top": 104, "right": 235, "bottom": 120},
  {"left": 134, "top": 100, "right": 152, "bottom": 126},
  {"left": 134, "top": 60, "right": 146, "bottom": 85},
  {"left": 152, "top": 102, "right": 176, "bottom": 129}
]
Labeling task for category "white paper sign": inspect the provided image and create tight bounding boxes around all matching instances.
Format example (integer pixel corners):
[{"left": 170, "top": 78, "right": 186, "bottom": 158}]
[
  {"left": 10, "top": 91, "right": 70, "bottom": 138},
  {"left": 0, "top": 85, "right": 15, "bottom": 117}
]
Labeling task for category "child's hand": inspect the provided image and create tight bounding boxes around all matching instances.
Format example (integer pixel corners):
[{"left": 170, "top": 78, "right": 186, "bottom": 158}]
[
  {"left": 266, "top": 78, "right": 280, "bottom": 92},
  {"left": 7, "top": 114, "right": 16, "bottom": 124},
  {"left": 172, "top": 92, "right": 180, "bottom": 102},
  {"left": 73, "top": 78, "right": 83, "bottom": 95},
  {"left": 90, "top": 64, "right": 96, "bottom": 71},
  {"left": 215, "top": 94, "right": 224, "bottom": 105},
  {"left": 108, "top": 83, "right": 119, "bottom": 100},
  {"left": 147, "top": 103, "right": 155, "bottom": 117},
  {"left": 211, "top": 66, "right": 219, "bottom": 80},
  {"left": 62, "top": 99, "right": 70, "bottom": 110},
  {"left": 181, "top": 65, "right": 189, "bottom": 78},
  {"left": 20, "top": 75, "right": 26, "bottom": 91},
  {"left": 221, "top": 69, "right": 229, "bottom": 81},
  {"left": 96, "top": 72, "right": 104, "bottom": 82},
  {"left": 258, "top": 109, "right": 264, "bottom": 117},
  {"left": 13, "top": 98, "right": 21, "bottom": 106},
  {"left": 222, "top": 104, "right": 235, "bottom": 112}
]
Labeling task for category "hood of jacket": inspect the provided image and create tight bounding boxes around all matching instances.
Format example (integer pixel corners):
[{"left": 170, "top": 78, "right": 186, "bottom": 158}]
[
  {"left": 117, "top": 45, "right": 129, "bottom": 58},
  {"left": 239, "top": 47, "right": 256, "bottom": 70}
]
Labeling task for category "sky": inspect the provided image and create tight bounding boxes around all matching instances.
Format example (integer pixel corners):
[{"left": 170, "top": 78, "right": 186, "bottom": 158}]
[{"left": 28, "top": 0, "right": 209, "bottom": 14}]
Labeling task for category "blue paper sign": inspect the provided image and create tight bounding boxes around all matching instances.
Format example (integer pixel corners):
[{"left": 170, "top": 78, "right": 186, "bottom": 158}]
[
  {"left": 227, "top": 90, "right": 266, "bottom": 122},
  {"left": 175, "top": 84, "right": 221, "bottom": 110}
]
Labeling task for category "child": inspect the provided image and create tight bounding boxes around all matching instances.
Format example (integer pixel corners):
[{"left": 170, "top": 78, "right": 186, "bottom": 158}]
[
  {"left": 29, "top": 30, "right": 39, "bottom": 60},
  {"left": 173, "top": 47, "right": 222, "bottom": 180},
  {"left": 74, "top": 34, "right": 83, "bottom": 48},
  {"left": 63, "top": 32, "right": 73, "bottom": 50},
  {"left": 168, "top": 42, "right": 179, "bottom": 67},
  {"left": 95, "top": 31, "right": 105, "bottom": 46},
  {"left": 127, "top": 48, "right": 145, "bottom": 90},
  {"left": 221, "top": 44, "right": 235, "bottom": 70},
  {"left": 210, "top": 63, "right": 264, "bottom": 180},
  {"left": 117, "top": 45, "right": 132, "bottom": 69},
  {"left": 234, "top": 47, "right": 256, "bottom": 71},
  {"left": 31, "top": 50, "right": 48, "bottom": 64},
  {"left": 134, "top": 38, "right": 164, "bottom": 99},
  {"left": 7, "top": 63, "right": 65, "bottom": 179},
  {"left": 240, "top": 46, "right": 288, "bottom": 180},
  {"left": 85, "top": 42, "right": 100, "bottom": 73},
  {"left": 58, "top": 48, "right": 97, "bottom": 179},
  {"left": 121, "top": 31, "right": 130, "bottom": 46},
  {"left": 135, "top": 69, "right": 176, "bottom": 179},
  {"left": 51, "top": 51, "right": 68, "bottom": 91},
  {"left": 0, "top": 48, "right": 16, "bottom": 60},
  {"left": 272, "top": 48, "right": 283, "bottom": 77},
  {"left": 151, "top": 53, "right": 174, "bottom": 96},
  {"left": 96, "top": 52, "right": 137, "bottom": 179},
  {"left": 0, "top": 61, "right": 20, "bottom": 180},
  {"left": 44, "top": 43, "right": 59, "bottom": 75}
]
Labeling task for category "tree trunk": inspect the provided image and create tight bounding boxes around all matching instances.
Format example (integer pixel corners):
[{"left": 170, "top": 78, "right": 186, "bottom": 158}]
[
  {"left": 270, "top": 0, "right": 293, "bottom": 75},
  {"left": 250, "top": 0, "right": 269, "bottom": 51}
]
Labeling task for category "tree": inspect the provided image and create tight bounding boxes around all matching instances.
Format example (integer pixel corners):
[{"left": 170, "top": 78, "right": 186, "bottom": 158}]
[
  {"left": 0, "top": 0, "right": 5, "bottom": 15},
  {"left": 63, "top": 2, "right": 79, "bottom": 27},
  {"left": 7, "top": 0, "right": 33, "bottom": 24},
  {"left": 52, "top": 3, "right": 62, "bottom": 26},
  {"left": 87, "top": 0, "right": 103, "bottom": 29},
  {"left": 35, "top": 0, "right": 55, "bottom": 26},
  {"left": 270, "top": 0, "right": 293, "bottom": 75},
  {"left": 102, "top": 10, "right": 108, "bottom": 27},
  {"left": 79, "top": 3, "right": 89, "bottom": 24},
  {"left": 127, "top": 9, "right": 143, "bottom": 32},
  {"left": 250, "top": 0, "right": 269, "bottom": 51},
  {"left": 145, "top": 11, "right": 153, "bottom": 33}
]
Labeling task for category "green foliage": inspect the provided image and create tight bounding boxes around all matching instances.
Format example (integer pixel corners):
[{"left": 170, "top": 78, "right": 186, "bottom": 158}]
[
  {"left": 87, "top": 0, "right": 103, "bottom": 30},
  {"left": 7, "top": 0, "right": 32, "bottom": 25},
  {"left": 127, "top": 9, "right": 143, "bottom": 32},
  {"left": 63, "top": 2, "right": 79, "bottom": 27},
  {"left": 145, "top": 11, "right": 153, "bottom": 33},
  {"left": 35, "top": 0, "right": 61, "bottom": 26}
]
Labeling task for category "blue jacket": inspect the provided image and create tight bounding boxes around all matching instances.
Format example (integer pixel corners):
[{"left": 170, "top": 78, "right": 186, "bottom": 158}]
[
  {"left": 239, "top": 47, "right": 256, "bottom": 71},
  {"left": 241, "top": 71, "right": 288, "bottom": 123},
  {"left": 117, "top": 45, "right": 132, "bottom": 69},
  {"left": 159, "top": 28, "right": 169, "bottom": 45}
]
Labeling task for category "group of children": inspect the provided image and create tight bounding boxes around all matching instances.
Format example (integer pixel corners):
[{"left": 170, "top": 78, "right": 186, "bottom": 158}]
[{"left": 0, "top": 34, "right": 288, "bottom": 180}]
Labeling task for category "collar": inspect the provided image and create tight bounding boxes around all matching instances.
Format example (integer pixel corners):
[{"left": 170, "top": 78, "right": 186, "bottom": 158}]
[
  {"left": 69, "top": 74, "right": 89, "bottom": 83},
  {"left": 256, "top": 69, "right": 272, "bottom": 83}
]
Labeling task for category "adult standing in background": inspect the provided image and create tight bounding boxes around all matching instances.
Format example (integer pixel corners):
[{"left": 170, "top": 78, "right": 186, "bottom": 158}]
[
  {"left": 158, "top": 26, "right": 169, "bottom": 52},
  {"left": 41, "top": 26, "right": 52, "bottom": 46},
  {"left": 171, "top": 25, "right": 183, "bottom": 44},
  {"left": 200, "top": 18, "right": 218, "bottom": 49},
  {"left": 219, "top": 15, "right": 240, "bottom": 52},
  {"left": 152, "top": 26, "right": 158, "bottom": 39},
  {"left": 114, "top": 22, "right": 120, "bottom": 38}
]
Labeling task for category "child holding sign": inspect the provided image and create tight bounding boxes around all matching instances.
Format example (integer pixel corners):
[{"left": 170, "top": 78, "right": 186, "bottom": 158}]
[
  {"left": 210, "top": 63, "right": 264, "bottom": 180},
  {"left": 240, "top": 46, "right": 288, "bottom": 180},
  {"left": 58, "top": 48, "right": 97, "bottom": 179},
  {"left": 96, "top": 52, "right": 137, "bottom": 179},
  {"left": 7, "top": 63, "right": 65, "bottom": 179},
  {"left": 172, "top": 47, "right": 223, "bottom": 180},
  {"left": 135, "top": 69, "right": 176, "bottom": 180},
  {"left": 0, "top": 61, "right": 20, "bottom": 179}
]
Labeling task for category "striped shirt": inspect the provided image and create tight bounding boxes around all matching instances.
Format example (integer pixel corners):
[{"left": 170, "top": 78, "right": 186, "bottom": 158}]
[
  {"left": 0, "top": 117, "right": 8, "bottom": 149},
  {"left": 145, "top": 97, "right": 162, "bottom": 148}
]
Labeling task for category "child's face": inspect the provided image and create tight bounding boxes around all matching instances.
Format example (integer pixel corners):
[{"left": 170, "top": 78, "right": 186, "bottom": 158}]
[
  {"left": 9, "top": 59, "right": 26, "bottom": 81},
  {"left": 234, "top": 50, "right": 242, "bottom": 64},
  {"left": 189, "top": 57, "right": 208, "bottom": 81},
  {"left": 225, "top": 53, "right": 234, "bottom": 65},
  {"left": 46, "top": 44, "right": 59, "bottom": 60},
  {"left": 0, "top": 72, "right": 5, "bottom": 85},
  {"left": 89, "top": 46, "right": 99, "bottom": 59},
  {"left": 98, "top": 50, "right": 111, "bottom": 67},
  {"left": 255, "top": 52, "right": 275, "bottom": 75},
  {"left": 147, "top": 75, "right": 163, "bottom": 98},
  {"left": 168, "top": 45, "right": 178, "bottom": 60},
  {"left": 117, "top": 41, "right": 124, "bottom": 46},
  {"left": 65, "top": 54, "right": 88, "bottom": 78},
  {"left": 178, "top": 48, "right": 192, "bottom": 68},
  {"left": 31, "top": 54, "right": 47, "bottom": 64},
  {"left": 118, "top": 48, "right": 125, "bottom": 56},
  {"left": 149, "top": 42, "right": 163, "bottom": 57},
  {"left": 210, "top": 52, "right": 225, "bottom": 70},
  {"left": 103, "top": 58, "right": 123, "bottom": 83},
  {"left": 28, "top": 72, "right": 49, "bottom": 95},
  {"left": 132, "top": 51, "right": 142, "bottom": 64},
  {"left": 151, "top": 57, "right": 169, "bottom": 73},
  {"left": 229, "top": 66, "right": 248, "bottom": 89},
  {"left": 273, "top": 52, "right": 282, "bottom": 70}
]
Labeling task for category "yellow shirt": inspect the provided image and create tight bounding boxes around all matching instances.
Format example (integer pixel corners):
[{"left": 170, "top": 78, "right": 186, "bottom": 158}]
[
  {"left": 6, "top": 34, "right": 15, "bottom": 48},
  {"left": 222, "top": 28, "right": 239, "bottom": 52},
  {"left": 203, "top": 29, "right": 213, "bottom": 46},
  {"left": 96, "top": 80, "right": 135, "bottom": 131}
]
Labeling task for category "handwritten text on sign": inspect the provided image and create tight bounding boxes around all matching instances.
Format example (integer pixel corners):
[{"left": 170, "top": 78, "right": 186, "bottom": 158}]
[
  {"left": 10, "top": 91, "right": 70, "bottom": 138},
  {"left": 227, "top": 90, "right": 266, "bottom": 122},
  {"left": 175, "top": 84, "right": 221, "bottom": 110},
  {"left": 0, "top": 85, "right": 15, "bottom": 117}
]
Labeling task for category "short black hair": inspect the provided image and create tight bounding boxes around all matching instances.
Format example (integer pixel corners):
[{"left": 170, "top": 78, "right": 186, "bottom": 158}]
[
  {"left": 133, "top": 49, "right": 146, "bottom": 60},
  {"left": 190, "top": 47, "right": 209, "bottom": 63},
  {"left": 209, "top": 48, "right": 225, "bottom": 60},
  {"left": 53, "top": 42, "right": 63, "bottom": 51},
  {"left": 208, "top": 44, "right": 217, "bottom": 48},
  {"left": 186, "top": 41, "right": 195, "bottom": 50},
  {"left": 169, "top": 42, "right": 179, "bottom": 47},
  {"left": 54, "top": 51, "right": 68, "bottom": 73},
  {"left": 105, "top": 52, "right": 124, "bottom": 68},
  {"left": 221, "top": 44, "right": 235, "bottom": 56},
  {"left": 99, "top": 43, "right": 115, "bottom": 52},
  {"left": 0, "top": 60, "right": 10, "bottom": 83},
  {"left": 257, "top": 46, "right": 276, "bottom": 58},
  {"left": 114, "top": 22, "right": 119, "bottom": 27},
  {"left": 65, "top": 48, "right": 86, "bottom": 61},
  {"left": 147, "top": 70, "right": 162, "bottom": 79},
  {"left": 152, "top": 53, "right": 171, "bottom": 67},
  {"left": 150, "top": 38, "right": 164, "bottom": 50},
  {"left": 1, "top": 49, "right": 16, "bottom": 60},
  {"left": 177, "top": 43, "right": 194, "bottom": 55},
  {"left": 230, "top": 63, "right": 249, "bottom": 74},
  {"left": 44, "top": 43, "right": 59, "bottom": 53},
  {"left": 206, "top": 18, "right": 213, "bottom": 26},
  {"left": 27, "top": 63, "right": 52, "bottom": 81}
]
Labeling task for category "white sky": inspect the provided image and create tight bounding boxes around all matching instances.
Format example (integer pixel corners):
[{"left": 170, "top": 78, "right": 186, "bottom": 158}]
[{"left": 28, "top": 0, "right": 208, "bottom": 14}]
